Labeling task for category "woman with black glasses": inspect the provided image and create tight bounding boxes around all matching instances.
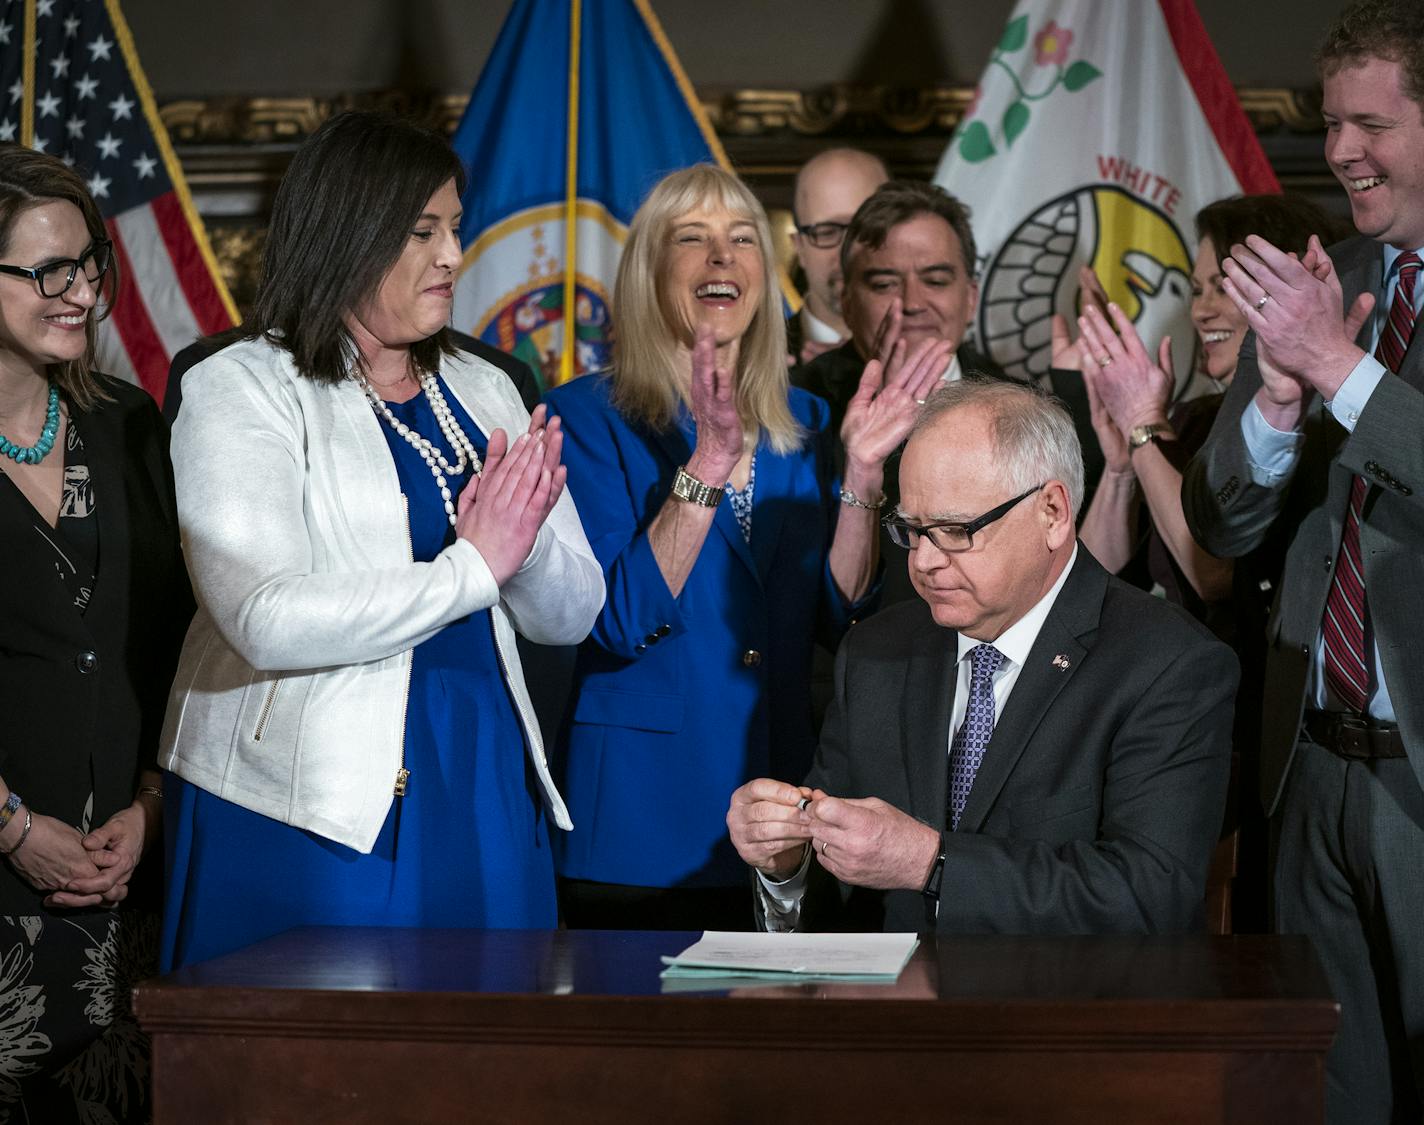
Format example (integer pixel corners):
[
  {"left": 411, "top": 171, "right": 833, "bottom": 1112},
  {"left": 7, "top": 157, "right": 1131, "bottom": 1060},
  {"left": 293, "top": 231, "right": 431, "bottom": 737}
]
[{"left": 0, "top": 146, "right": 190, "bottom": 1123}]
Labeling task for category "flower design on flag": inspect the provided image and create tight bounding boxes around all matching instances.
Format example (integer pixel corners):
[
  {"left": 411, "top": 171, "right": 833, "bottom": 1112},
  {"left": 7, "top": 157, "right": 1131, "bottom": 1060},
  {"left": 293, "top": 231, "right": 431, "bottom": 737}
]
[
  {"left": 1033, "top": 21, "right": 1073, "bottom": 67},
  {"left": 954, "top": 13, "right": 1103, "bottom": 164}
]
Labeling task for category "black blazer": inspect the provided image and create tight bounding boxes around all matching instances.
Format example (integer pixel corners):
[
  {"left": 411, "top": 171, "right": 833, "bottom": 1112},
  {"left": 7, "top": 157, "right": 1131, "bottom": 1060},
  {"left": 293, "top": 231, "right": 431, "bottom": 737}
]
[
  {"left": 0, "top": 377, "right": 192, "bottom": 910},
  {"left": 803, "top": 549, "right": 1236, "bottom": 935}
]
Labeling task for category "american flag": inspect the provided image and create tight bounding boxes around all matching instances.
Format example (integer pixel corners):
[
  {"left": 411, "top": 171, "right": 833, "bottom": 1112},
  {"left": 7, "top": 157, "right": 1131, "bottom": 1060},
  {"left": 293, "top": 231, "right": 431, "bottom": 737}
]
[{"left": 1, "top": 0, "right": 236, "bottom": 404}]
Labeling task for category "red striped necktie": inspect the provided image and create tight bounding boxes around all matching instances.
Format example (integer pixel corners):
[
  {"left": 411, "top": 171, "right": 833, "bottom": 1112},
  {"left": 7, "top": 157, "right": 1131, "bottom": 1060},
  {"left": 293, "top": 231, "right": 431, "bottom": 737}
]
[{"left": 1321, "top": 251, "right": 1420, "bottom": 714}]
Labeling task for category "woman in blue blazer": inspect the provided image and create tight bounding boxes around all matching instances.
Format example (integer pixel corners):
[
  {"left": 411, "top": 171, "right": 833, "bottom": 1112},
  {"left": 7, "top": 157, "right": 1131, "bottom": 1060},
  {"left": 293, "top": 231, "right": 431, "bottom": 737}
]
[{"left": 545, "top": 165, "right": 949, "bottom": 929}]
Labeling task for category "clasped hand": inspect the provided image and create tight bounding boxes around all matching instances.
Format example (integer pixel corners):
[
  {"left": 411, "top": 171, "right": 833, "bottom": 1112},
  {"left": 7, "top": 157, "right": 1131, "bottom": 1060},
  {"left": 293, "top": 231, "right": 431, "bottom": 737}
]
[
  {"left": 727, "top": 777, "right": 940, "bottom": 891},
  {"left": 455, "top": 404, "right": 568, "bottom": 586},
  {"left": 12, "top": 804, "right": 149, "bottom": 908}
]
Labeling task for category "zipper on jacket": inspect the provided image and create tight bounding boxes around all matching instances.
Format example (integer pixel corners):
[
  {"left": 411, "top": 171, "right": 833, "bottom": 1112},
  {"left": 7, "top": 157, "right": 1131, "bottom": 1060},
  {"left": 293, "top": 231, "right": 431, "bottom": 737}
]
[
  {"left": 253, "top": 679, "right": 281, "bottom": 742},
  {"left": 394, "top": 492, "right": 413, "bottom": 797}
]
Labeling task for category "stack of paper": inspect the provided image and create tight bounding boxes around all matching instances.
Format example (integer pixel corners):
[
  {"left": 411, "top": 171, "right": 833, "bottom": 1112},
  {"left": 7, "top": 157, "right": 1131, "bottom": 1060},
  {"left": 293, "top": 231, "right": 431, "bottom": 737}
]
[{"left": 660, "top": 931, "right": 920, "bottom": 984}]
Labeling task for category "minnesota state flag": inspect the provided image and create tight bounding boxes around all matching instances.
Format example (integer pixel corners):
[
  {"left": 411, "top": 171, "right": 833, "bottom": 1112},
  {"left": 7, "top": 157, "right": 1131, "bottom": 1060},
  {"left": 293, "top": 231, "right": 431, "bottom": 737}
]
[
  {"left": 935, "top": 0, "right": 1278, "bottom": 400},
  {"left": 451, "top": 0, "right": 726, "bottom": 389}
]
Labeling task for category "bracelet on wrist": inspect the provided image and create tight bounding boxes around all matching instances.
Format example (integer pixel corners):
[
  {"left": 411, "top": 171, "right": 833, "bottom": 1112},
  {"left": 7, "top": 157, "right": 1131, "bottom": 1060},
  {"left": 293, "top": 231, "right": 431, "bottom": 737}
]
[
  {"left": 839, "top": 487, "right": 886, "bottom": 511},
  {"left": 137, "top": 785, "right": 164, "bottom": 801},
  {"left": 0, "top": 809, "right": 32, "bottom": 857},
  {"left": 0, "top": 791, "right": 21, "bottom": 833}
]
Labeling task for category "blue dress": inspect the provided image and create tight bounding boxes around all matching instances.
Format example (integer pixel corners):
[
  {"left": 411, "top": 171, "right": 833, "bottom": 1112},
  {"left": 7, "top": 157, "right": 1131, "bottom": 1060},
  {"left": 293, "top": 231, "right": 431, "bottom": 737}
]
[{"left": 161, "top": 378, "right": 556, "bottom": 971}]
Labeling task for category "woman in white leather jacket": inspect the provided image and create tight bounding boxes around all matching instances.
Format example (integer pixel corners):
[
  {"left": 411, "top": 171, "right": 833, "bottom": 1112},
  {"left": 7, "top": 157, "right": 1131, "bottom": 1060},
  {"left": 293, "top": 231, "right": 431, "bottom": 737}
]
[{"left": 157, "top": 112, "right": 603, "bottom": 969}]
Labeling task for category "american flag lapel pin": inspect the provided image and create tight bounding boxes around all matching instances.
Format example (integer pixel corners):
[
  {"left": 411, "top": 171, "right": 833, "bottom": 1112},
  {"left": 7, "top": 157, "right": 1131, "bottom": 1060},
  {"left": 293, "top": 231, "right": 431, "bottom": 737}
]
[{"left": 1052, "top": 654, "right": 1071, "bottom": 671}]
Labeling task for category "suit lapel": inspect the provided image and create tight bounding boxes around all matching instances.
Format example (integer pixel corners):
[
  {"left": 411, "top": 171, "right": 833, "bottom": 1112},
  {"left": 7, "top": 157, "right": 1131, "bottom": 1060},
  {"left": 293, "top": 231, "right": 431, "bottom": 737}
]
[
  {"left": 956, "top": 553, "right": 1103, "bottom": 834},
  {"left": 900, "top": 616, "right": 958, "bottom": 828}
]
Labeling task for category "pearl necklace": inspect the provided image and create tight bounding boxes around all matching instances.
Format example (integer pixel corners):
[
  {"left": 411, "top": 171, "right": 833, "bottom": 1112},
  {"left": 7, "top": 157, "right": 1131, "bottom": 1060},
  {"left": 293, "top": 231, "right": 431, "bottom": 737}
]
[
  {"left": 0, "top": 381, "right": 61, "bottom": 465},
  {"left": 360, "top": 371, "right": 482, "bottom": 528}
]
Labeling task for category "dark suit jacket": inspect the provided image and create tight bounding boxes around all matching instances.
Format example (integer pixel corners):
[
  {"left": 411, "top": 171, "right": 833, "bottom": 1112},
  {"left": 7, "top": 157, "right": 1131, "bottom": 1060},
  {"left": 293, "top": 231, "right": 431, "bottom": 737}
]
[
  {"left": 1182, "top": 235, "right": 1424, "bottom": 812},
  {"left": 802, "top": 548, "right": 1236, "bottom": 935},
  {"left": 0, "top": 377, "right": 192, "bottom": 910},
  {"left": 162, "top": 328, "right": 543, "bottom": 422}
]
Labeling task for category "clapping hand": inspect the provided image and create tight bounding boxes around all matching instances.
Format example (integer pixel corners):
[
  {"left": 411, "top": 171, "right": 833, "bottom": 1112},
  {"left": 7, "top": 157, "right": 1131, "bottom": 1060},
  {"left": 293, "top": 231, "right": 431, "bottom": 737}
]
[
  {"left": 685, "top": 323, "right": 744, "bottom": 484},
  {"left": 1222, "top": 235, "right": 1375, "bottom": 402},
  {"left": 1049, "top": 266, "right": 1113, "bottom": 373},
  {"left": 1077, "top": 303, "right": 1175, "bottom": 433},
  {"left": 841, "top": 334, "right": 953, "bottom": 478},
  {"left": 456, "top": 404, "right": 567, "bottom": 586}
]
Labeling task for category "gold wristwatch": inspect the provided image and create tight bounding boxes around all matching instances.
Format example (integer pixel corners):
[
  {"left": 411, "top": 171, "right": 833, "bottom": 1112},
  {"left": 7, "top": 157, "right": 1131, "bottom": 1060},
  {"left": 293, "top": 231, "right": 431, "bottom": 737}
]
[
  {"left": 1128, "top": 422, "right": 1175, "bottom": 452},
  {"left": 671, "top": 465, "right": 723, "bottom": 507}
]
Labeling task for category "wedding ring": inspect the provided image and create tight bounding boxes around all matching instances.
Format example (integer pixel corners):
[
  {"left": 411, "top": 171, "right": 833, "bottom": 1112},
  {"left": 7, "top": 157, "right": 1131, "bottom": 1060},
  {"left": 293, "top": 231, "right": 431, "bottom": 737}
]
[
  {"left": 1097, "top": 354, "right": 1112, "bottom": 367},
  {"left": 820, "top": 840, "right": 829, "bottom": 856},
  {"left": 914, "top": 398, "right": 927, "bottom": 405},
  {"left": 1254, "top": 295, "right": 1269, "bottom": 310}
]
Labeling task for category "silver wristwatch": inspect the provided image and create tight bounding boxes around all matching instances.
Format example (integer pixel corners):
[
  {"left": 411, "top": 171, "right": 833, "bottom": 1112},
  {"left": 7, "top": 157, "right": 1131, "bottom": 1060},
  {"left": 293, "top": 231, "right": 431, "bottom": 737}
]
[{"left": 671, "top": 465, "right": 722, "bottom": 507}]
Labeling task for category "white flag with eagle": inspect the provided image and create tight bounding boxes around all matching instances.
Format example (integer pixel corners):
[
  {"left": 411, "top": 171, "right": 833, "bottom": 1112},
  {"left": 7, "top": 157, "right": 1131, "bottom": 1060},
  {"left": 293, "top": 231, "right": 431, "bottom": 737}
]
[{"left": 935, "top": 0, "right": 1278, "bottom": 399}]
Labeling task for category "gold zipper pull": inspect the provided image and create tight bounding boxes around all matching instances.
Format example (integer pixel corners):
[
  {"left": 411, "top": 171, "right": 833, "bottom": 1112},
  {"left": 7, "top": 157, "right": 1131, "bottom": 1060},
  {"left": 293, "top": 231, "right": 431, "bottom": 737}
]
[{"left": 394, "top": 767, "right": 410, "bottom": 797}]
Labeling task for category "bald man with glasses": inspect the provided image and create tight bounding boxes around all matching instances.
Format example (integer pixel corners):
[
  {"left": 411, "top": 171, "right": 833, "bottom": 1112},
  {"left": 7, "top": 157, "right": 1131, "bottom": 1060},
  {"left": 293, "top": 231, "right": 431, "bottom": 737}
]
[
  {"left": 728, "top": 378, "right": 1236, "bottom": 934},
  {"left": 786, "top": 148, "right": 889, "bottom": 366}
]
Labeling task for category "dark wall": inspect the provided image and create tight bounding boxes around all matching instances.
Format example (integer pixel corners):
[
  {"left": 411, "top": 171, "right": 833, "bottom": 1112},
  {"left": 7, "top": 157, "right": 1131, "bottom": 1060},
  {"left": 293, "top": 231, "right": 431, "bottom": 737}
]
[{"left": 126, "top": 0, "right": 1338, "bottom": 99}]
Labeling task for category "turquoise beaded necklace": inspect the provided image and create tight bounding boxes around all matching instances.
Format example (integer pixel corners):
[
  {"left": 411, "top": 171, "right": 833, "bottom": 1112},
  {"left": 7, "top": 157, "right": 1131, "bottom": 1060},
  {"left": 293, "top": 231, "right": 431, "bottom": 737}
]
[{"left": 0, "top": 381, "right": 61, "bottom": 465}]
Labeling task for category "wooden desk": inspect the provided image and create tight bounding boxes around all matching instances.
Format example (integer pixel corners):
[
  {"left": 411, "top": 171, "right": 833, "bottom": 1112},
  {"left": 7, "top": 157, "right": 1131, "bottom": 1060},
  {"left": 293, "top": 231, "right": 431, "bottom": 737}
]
[{"left": 135, "top": 929, "right": 1336, "bottom": 1124}]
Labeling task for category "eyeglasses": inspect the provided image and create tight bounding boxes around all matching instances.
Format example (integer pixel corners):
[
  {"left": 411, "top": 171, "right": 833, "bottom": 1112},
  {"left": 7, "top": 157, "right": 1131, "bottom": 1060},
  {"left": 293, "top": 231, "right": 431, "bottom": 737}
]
[
  {"left": 0, "top": 239, "right": 113, "bottom": 298},
  {"left": 883, "top": 483, "right": 1045, "bottom": 553},
  {"left": 794, "top": 221, "right": 849, "bottom": 250}
]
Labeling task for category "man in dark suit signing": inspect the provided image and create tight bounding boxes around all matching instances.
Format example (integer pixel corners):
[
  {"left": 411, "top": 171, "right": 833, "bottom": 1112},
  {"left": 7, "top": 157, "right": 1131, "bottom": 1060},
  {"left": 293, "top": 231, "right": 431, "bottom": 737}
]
[
  {"left": 1182, "top": 4, "right": 1424, "bottom": 1119},
  {"left": 728, "top": 378, "right": 1235, "bottom": 935}
]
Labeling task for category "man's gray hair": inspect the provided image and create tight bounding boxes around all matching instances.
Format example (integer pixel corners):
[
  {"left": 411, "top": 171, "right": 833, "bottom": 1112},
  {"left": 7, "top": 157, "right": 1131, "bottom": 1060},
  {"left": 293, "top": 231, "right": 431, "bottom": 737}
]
[{"left": 911, "top": 377, "right": 1085, "bottom": 515}]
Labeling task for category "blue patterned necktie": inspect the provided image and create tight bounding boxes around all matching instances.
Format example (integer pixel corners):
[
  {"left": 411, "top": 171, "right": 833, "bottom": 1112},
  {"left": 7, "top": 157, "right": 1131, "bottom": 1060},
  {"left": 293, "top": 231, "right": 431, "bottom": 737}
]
[{"left": 948, "top": 643, "right": 1006, "bottom": 830}]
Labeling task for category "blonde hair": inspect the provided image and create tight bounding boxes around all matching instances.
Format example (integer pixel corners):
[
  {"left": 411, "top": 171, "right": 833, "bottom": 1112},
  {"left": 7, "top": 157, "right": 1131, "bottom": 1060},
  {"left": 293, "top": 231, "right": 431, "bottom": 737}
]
[{"left": 611, "top": 164, "right": 801, "bottom": 453}]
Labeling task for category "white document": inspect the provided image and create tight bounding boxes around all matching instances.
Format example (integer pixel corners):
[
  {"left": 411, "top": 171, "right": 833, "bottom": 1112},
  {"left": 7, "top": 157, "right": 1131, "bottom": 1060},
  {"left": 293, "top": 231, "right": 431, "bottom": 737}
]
[{"left": 661, "top": 931, "right": 919, "bottom": 980}]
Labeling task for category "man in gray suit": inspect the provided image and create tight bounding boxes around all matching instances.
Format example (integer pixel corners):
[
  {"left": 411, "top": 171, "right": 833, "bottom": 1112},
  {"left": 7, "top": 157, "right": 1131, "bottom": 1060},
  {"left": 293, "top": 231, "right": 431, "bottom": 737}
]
[
  {"left": 1181, "top": 4, "right": 1424, "bottom": 1120},
  {"left": 728, "top": 379, "right": 1235, "bottom": 935}
]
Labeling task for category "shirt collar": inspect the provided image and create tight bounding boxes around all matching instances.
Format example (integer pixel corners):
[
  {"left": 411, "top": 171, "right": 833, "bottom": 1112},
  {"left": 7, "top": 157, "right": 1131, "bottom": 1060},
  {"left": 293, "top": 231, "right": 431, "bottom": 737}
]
[
  {"left": 1383, "top": 243, "right": 1424, "bottom": 278},
  {"left": 802, "top": 307, "right": 844, "bottom": 344},
  {"left": 955, "top": 542, "right": 1078, "bottom": 670},
  {"left": 939, "top": 353, "right": 963, "bottom": 384}
]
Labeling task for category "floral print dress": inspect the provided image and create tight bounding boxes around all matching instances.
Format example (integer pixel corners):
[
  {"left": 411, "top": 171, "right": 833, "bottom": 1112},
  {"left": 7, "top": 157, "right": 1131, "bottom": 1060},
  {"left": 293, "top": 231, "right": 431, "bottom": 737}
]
[{"left": 0, "top": 418, "right": 157, "bottom": 1125}]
